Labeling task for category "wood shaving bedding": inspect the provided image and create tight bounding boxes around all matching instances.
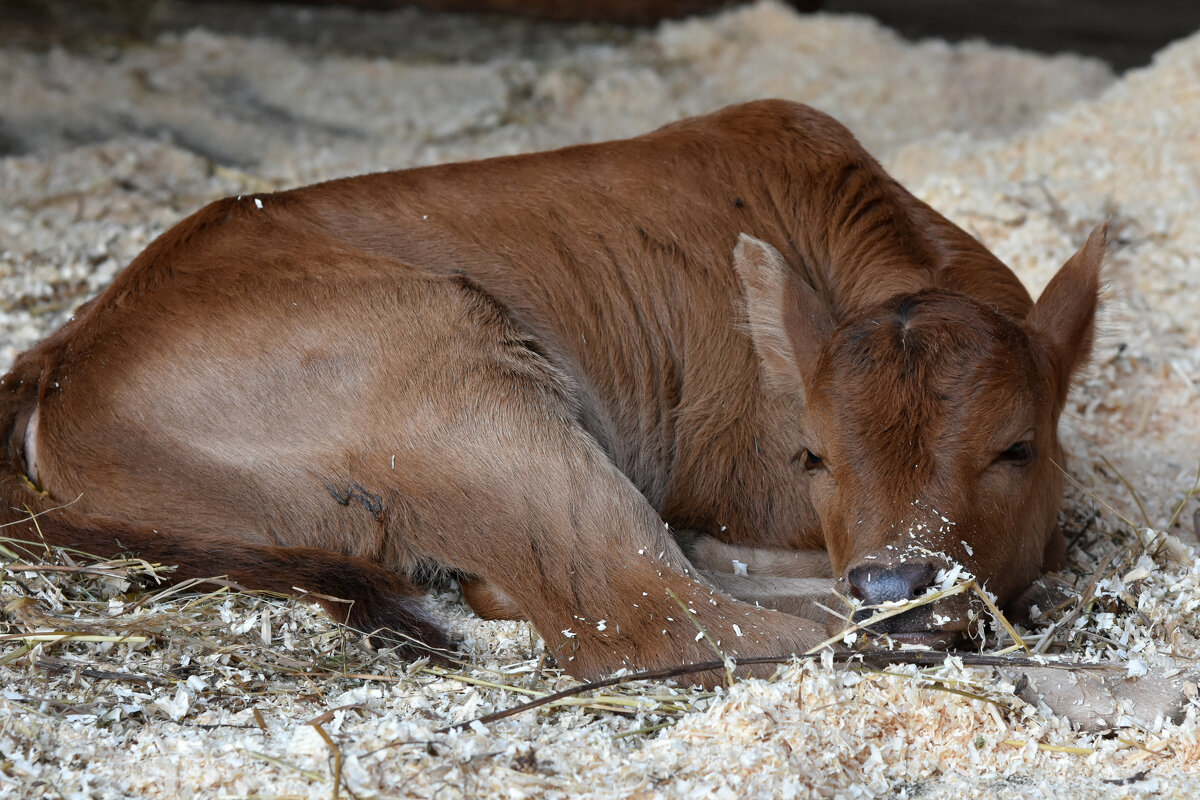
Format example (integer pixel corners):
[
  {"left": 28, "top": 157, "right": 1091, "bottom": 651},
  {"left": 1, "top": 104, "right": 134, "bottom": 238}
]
[{"left": 1, "top": 2, "right": 1198, "bottom": 797}]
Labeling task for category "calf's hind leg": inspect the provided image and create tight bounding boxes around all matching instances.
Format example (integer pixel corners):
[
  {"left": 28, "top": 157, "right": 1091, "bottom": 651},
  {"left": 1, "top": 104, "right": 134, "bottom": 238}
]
[{"left": 376, "top": 347, "right": 827, "bottom": 681}]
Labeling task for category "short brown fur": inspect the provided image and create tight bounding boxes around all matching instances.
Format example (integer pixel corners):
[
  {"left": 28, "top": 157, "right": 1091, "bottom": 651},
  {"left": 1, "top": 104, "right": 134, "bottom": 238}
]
[{"left": 0, "top": 101, "right": 1103, "bottom": 678}]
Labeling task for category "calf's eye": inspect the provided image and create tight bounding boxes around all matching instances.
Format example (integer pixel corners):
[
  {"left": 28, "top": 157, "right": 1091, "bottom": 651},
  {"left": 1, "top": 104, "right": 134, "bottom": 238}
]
[
  {"left": 995, "top": 441, "right": 1036, "bottom": 466},
  {"left": 793, "top": 448, "right": 826, "bottom": 472}
]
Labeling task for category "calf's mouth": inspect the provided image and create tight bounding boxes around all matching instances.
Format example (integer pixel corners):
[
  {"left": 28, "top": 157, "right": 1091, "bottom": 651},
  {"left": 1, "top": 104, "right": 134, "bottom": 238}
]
[{"left": 830, "top": 593, "right": 983, "bottom": 650}]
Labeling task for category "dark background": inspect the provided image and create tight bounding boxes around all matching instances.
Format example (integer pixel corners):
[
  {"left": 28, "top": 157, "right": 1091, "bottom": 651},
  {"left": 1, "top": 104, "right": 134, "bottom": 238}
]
[{"left": 3, "top": 0, "right": 1200, "bottom": 71}]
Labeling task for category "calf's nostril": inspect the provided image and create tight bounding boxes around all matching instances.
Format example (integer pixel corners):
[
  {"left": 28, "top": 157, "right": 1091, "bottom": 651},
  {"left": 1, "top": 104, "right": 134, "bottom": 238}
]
[{"left": 847, "top": 560, "right": 937, "bottom": 605}]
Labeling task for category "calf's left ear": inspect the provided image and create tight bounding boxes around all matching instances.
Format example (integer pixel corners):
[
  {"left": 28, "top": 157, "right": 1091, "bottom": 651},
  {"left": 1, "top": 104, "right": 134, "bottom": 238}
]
[
  {"left": 733, "top": 234, "right": 835, "bottom": 395},
  {"left": 1025, "top": 223, "right": 1107, "bottom": 406}
]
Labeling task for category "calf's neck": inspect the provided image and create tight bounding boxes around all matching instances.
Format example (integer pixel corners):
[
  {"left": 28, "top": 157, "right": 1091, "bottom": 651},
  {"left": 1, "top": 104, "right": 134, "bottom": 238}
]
[{"left": 0, "top": 101, "right": 1103, "bottom": 679}]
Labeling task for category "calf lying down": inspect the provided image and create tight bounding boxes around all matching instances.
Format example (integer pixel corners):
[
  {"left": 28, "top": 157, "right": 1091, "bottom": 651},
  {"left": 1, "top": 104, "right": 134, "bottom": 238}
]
[{"left": 0, "top": 100, "right": 1103, "bottom": 681}]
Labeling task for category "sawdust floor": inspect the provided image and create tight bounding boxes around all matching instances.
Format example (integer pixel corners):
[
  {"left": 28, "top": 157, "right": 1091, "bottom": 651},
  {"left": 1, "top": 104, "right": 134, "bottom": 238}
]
[{"left": 1, "top": 2, "right": 1199, "bottom": 798}]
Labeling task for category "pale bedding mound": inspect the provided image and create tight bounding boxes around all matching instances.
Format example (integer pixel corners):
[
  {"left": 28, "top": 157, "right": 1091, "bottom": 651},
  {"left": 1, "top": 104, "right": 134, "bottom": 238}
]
[{"left": 1, "top": 2, "right": 1198, "bottom": 798}]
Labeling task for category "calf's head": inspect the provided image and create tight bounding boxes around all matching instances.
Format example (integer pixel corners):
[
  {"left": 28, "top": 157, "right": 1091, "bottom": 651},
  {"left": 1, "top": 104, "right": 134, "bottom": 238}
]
[{"left": 735, "top": 228, "right": 1105, "bottom": 645}]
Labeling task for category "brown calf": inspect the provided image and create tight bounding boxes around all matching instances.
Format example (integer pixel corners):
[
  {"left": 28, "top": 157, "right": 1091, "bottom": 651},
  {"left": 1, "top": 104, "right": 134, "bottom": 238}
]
[{"left": 0, "top": 101, "right": 1102, "bottom": 679}]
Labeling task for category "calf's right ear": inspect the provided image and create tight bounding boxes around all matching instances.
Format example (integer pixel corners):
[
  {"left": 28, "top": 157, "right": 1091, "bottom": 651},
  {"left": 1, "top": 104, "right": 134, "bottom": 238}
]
[
  {"left": 733, "top": 234, "right": 835, "bottom": 394},
  {"left": 1025, "top": 224, "right": 1107, "bottom": 407}
]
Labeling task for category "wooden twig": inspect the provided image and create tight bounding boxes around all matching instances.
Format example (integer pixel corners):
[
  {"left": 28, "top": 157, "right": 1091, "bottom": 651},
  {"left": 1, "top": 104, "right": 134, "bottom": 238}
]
[
  {"left": 33, "top": 655, "right": 166, "bottom": 686},
  {"left": 435, "top": 651, "right": 1116, "bottom": 734}
]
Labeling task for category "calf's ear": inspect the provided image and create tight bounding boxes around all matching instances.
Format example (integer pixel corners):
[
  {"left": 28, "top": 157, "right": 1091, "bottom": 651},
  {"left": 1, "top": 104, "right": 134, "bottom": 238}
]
[
  {"left": 1025, "top": 224, "right": 1107, "bottom": 407},
  {"left": 733, "top": 234, "right": 834, "bottom": 393}
]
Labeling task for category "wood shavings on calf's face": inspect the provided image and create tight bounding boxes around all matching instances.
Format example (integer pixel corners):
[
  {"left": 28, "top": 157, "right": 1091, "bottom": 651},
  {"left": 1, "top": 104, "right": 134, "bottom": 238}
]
[{"left": 888, "top": 32, "right": 1200, "bottom": 545}]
